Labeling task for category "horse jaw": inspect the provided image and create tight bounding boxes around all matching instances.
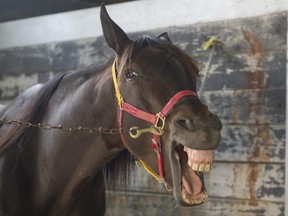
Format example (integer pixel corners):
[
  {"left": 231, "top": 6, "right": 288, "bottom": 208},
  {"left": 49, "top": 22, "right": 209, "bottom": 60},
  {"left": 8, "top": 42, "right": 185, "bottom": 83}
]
[{"left": 168, "top": 141, "right": 213, "bottom": 206}]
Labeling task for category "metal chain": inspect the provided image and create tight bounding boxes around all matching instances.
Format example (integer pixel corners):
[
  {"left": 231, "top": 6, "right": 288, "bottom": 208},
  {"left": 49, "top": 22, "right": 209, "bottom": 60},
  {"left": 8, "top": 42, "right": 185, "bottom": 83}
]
[{"left": 0, "top": 119, "right": 121, "bottom": 135}]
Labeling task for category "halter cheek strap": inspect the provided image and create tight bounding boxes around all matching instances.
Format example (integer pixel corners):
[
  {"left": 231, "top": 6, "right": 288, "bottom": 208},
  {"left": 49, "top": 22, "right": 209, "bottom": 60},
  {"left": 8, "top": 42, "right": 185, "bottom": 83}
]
[{"left": 112, "top": 60, "right": 197, "bottom": 183}]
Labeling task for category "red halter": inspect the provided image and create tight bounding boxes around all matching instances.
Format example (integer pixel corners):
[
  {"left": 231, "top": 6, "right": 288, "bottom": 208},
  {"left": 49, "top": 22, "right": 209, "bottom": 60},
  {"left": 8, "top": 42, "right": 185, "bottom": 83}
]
[{"left": 112, "top": 61, "right": 197, "bottom": 182}]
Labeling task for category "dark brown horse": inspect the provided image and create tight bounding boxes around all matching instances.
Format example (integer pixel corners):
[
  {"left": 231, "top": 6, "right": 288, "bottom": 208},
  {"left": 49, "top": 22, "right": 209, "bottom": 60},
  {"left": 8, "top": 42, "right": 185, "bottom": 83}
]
[{"left": 0, "top": 4, "right": 221, "bottom": 216}]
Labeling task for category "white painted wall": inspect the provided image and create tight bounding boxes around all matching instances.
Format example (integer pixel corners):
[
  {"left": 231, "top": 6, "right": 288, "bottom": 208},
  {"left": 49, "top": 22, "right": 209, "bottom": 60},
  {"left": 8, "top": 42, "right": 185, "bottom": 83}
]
[{"left": 0, "top": 0, "right": 287, "bottom": 49}]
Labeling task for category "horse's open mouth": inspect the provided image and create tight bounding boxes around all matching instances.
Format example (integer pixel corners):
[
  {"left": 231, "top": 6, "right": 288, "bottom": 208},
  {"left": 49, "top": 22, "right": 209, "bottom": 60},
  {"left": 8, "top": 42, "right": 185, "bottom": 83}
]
[{"left": 171, "top": 142, "right": 214, "bottom": 206}]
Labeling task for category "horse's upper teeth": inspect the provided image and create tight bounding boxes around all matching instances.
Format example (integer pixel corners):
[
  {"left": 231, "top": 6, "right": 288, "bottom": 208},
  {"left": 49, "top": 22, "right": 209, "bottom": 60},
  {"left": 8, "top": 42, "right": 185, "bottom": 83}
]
[
  {"left": 199, "top": 163, "right": 205, "bottom": 171},
  {"left": 192, "top": 162, "right": 198, "bottom": 171},
  {"left": 184, "top": 147, "right": 214, "bottom": 172},
  {"left": 189, "top": 162, "right": 212, "bottom": 172},
  {"left": 205, "top": 163, "right": 212, "bottom": 171}
]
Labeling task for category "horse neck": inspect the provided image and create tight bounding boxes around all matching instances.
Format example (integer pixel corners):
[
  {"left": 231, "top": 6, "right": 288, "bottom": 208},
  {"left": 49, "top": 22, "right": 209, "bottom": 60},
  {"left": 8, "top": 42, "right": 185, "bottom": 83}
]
[
  {"left": 0, "top": 63, "right": 126, "bottom": 213},
  {"left": 40, "top": 63, "right": 125, "bottom": 171}
]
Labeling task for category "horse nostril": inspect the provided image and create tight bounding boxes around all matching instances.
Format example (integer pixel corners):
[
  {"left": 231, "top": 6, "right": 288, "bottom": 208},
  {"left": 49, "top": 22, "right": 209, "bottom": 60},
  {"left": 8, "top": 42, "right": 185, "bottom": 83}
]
[
  {"left": 186, "top": 119, "right": 195, "bottom": 131},
  {"left": 176, "top": 119, "right": 196, "bottom": 132}
]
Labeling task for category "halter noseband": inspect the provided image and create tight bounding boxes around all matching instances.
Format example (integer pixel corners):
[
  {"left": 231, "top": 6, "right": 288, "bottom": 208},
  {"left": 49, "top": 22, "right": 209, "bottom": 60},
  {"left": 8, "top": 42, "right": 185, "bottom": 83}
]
[{"left": 112, "top": 60, "right": 197, "bottom": 184}]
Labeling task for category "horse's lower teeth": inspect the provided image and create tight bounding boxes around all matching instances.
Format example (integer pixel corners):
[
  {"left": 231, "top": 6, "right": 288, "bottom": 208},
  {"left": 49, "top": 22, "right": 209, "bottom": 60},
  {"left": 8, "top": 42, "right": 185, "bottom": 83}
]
[{"left": 182, "top": 192, "right": 209, "bottom": 204}]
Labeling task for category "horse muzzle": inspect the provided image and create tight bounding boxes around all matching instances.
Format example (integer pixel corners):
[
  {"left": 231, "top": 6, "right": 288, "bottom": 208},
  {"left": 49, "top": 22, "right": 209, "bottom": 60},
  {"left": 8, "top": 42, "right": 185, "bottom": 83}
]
[{"left": 166, "top": 112, "right": 221, "bottom": 206}]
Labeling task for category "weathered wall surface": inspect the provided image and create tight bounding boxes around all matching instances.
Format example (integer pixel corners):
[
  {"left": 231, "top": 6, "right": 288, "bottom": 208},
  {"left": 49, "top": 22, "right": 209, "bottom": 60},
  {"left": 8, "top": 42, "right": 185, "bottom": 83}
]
[{"left": 0, "top": 6, "right": 286, "bottom": 216}]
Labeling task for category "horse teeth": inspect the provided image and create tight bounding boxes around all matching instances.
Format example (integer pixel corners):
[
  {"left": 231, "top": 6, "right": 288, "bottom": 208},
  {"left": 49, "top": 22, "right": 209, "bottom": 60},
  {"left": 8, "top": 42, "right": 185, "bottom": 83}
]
[
  {"left": 192, "top": 163, "right": 199, "bottom": 171},
  {"left": 190, "top": 162, "right": 213, "bottom": 172},
  {"left": 183, "top": 193, "right": 187, "bottom": 200},
  {"left": 205, "top": 163, "right": 212, "bottom": 171},
  {"left": 199, "top": 163, "right": 205, "bottom": 172},
  {"left": 202, "top": 192, "right": 208, "bottom": 200}
]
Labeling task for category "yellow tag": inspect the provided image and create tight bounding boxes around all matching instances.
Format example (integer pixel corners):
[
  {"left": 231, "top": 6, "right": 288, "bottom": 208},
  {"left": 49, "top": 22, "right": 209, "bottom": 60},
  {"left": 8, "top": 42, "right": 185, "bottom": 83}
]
[
  {"left": 198, "top": 37, "right": 218, "bottom": 51},
  {"left": 138, "top": 160, "right": 164, "bottom": 183}
]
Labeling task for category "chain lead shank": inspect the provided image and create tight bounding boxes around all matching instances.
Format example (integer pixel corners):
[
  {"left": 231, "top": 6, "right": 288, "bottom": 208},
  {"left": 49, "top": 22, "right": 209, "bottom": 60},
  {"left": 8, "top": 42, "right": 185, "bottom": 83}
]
[{"left": 0, "top": 119, "right": 121, "bottom": 135}]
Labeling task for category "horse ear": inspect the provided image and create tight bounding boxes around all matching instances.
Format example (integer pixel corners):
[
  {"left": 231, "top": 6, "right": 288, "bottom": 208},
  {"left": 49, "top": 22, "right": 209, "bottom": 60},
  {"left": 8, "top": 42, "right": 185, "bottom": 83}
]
[
  {"left": 100, "top": 3, "right": 130, "bottom": 55},
  {"left": 158, "top": 32, "right": 172, "bottom": 42}
]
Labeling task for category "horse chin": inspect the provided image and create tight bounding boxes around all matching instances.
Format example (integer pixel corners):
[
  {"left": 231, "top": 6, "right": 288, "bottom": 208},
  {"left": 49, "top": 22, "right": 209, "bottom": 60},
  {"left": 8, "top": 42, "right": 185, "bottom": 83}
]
[{"left": 169, "top": 141, "right": 214, "bottom": 206}]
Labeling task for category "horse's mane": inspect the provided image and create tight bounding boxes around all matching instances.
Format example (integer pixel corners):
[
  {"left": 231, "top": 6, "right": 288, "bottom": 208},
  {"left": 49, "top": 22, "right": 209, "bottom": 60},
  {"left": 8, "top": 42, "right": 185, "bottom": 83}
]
[
  {"left": 0, "top": 73, "right": 67, "bottom": 155},
  {"left": 123, "top": 35, "right": 200, "bottom": 77},
  {"left": 104, "top": 150, "right": 136, "bottom": 190}
]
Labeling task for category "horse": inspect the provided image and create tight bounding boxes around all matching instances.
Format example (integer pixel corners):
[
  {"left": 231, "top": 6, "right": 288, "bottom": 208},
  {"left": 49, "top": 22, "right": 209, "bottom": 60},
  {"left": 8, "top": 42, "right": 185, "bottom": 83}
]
[{"left": 0, "top": 4, "right": 222, "bottom": 216}]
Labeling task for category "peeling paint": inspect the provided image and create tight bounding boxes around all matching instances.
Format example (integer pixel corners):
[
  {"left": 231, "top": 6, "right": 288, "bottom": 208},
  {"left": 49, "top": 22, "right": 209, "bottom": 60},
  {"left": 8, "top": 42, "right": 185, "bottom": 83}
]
[{"left": 0, "top": 74, "right": 37, "bottom": 99}]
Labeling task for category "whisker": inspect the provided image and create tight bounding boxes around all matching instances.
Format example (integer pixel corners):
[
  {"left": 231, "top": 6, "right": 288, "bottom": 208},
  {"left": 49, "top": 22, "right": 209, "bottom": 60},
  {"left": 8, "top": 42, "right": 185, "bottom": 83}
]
[{"left": 167, "top": 199, "right": 179, "bottom": 215}]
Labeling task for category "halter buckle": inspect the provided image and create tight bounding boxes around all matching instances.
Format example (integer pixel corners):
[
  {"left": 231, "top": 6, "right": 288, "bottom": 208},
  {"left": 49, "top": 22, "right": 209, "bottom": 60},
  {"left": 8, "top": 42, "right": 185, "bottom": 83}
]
[{"left": 154, "top": 113, "right": 166, "bottom": 133}]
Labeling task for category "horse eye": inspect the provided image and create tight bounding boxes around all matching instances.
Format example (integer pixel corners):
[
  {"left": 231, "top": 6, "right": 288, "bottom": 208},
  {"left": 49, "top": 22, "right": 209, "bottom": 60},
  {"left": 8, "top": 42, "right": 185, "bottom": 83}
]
[{"left": 125, "top": 70, "right": 138, "bottom": 80}]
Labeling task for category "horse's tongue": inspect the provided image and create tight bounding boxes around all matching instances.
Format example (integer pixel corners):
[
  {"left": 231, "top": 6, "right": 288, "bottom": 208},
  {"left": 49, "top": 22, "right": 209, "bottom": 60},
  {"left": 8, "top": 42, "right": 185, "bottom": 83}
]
[{"left": 182, "top": 168, "right": 202, "bottom": 195}]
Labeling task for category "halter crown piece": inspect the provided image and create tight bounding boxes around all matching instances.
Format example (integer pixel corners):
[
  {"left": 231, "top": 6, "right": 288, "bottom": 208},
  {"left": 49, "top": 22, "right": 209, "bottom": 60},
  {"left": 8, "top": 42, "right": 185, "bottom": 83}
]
[{"left": 111, "top": 60, "right": 198, "bottom": 186}]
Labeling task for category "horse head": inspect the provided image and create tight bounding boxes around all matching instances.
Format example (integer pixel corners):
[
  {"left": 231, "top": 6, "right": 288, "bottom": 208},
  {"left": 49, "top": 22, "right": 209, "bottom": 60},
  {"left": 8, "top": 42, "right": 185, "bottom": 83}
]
[{"left": 100, "top": 4, "right": 222, "bottom": 206}]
